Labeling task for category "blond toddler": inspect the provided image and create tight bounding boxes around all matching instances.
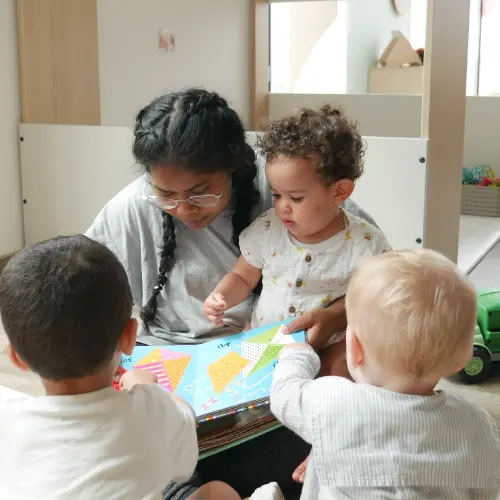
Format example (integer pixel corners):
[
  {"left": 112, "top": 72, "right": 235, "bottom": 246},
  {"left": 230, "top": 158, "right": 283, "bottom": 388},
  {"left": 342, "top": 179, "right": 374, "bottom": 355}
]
[{"left": 271, "top": 249, "right": 500, "bottom": 499}]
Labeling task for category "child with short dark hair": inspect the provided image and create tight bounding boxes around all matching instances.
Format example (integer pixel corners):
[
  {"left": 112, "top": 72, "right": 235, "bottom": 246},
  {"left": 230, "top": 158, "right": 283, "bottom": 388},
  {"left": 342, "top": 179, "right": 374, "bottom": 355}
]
[{"left": 0, "top": 235, "right": 240, "bottom": 500}]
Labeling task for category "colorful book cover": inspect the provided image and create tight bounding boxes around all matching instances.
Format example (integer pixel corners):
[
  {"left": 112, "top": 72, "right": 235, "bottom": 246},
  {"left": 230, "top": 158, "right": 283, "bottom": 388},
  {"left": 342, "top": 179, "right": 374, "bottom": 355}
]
[{"left": 120, "top": 321, "right": 306, "bottom": 422}]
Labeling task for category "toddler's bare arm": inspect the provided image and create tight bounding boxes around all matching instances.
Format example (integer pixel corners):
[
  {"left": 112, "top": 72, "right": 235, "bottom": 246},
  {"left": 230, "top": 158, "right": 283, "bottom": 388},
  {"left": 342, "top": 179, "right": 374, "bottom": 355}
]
[{"left": 204, "top": 256, "right": 262, "bottom": 325}]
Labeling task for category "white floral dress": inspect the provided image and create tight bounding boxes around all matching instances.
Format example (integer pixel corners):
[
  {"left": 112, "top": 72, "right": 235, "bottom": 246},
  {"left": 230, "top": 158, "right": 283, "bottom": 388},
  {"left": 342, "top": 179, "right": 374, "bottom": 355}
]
[{"left": 240, "top": 208, "right": 391, "bottom": 341}]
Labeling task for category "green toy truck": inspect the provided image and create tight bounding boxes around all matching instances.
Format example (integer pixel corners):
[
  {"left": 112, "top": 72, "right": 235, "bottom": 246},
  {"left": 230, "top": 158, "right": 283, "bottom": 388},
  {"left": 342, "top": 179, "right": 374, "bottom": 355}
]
[{"left": 457, "top": 289, "right": 500, "bottom": 384}]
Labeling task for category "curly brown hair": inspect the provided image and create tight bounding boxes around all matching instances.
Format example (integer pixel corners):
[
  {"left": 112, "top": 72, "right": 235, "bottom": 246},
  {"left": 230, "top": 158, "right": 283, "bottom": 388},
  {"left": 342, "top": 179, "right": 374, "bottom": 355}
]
[{"left": 257, "top": 104, "right": 365, "bottom": 184}]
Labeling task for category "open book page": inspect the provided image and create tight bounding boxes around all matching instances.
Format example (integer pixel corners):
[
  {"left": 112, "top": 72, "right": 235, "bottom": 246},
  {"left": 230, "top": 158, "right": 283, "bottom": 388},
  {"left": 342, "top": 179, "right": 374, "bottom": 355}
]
[{"left": 120, "top": 322, "right": 306, "bottom": 420}]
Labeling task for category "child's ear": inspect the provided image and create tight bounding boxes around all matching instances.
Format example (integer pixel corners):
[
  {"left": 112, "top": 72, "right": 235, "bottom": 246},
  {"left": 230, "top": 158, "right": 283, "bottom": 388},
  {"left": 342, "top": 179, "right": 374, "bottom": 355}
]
[
  {"left": 347, "top": 329, "right": 364, "bottom": 368},
  {"left": 7, "top": 345, "right": 30, "bottom": 373},
  {"left": 119, "top": 318, "right": 138, "bottom": 356},
  {"left": 455, "top": 349, "right": 474, "bottom": 373},
  {"left": 331, "top": 179, "right": 355, "bottom": 204}
]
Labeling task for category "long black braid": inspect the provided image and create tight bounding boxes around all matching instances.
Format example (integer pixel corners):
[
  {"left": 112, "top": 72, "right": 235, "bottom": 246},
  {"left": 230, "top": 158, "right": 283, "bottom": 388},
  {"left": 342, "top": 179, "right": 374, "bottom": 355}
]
[
  {"left": 141, "top": 212, "right": 176, "bottom": 324},
  {"left": 132, "top": 89, "right": 260, "bottom": 330},
  {"left": 229, "top": 143, "right": 260, "bottom": 247}
]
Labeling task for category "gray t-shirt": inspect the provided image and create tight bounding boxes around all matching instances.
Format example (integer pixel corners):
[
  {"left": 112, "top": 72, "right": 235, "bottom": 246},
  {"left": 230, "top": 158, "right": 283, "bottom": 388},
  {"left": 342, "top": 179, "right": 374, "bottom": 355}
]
[{"left": 86, "top": 153, "right": 375, "bottom": 344}]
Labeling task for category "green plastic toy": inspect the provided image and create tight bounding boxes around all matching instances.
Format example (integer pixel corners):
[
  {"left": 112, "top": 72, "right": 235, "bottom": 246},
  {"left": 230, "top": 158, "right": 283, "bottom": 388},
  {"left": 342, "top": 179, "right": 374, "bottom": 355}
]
[{"left": 457, "top": 289, "right": 500, "bottom": 384}]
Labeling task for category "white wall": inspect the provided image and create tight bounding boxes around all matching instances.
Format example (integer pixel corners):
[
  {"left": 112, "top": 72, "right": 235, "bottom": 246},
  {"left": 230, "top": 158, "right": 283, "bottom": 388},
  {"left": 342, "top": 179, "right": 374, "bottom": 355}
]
[
  {"left": 0, "top": 0, "right": 23, "bottom": 257},
  {"left": 478, "top": 0, "right": 500, "bottom": 96},
  {"left": 19, "top": 125, "right": 428, "bottom": 253},
  {"left": 97, "top": 0, "right": 252, "bottom": 127},
  {"left": 270, "top": 0, "right": 410, "bottom": 94},
  {"left": 346, "top": 0, "right": 411, "bottom": 93},
  {"left": 270, "top": 1, "right": 347, "bottom": 93},
  {"left": 19, "top": 125, "right": 138, "bottom": 245}
]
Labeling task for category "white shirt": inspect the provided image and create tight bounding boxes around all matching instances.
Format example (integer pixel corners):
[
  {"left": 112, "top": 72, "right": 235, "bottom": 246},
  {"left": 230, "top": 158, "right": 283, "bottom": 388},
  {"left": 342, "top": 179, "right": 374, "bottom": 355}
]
[
  {"left": 271, "top": 346, "right": 500, "bottom": 500},
  {"left": 0, "top": 385, "right": 198, "bottom": 500},
  {"left": 240, "top": 208, "right": 390, "bottom": 330}
]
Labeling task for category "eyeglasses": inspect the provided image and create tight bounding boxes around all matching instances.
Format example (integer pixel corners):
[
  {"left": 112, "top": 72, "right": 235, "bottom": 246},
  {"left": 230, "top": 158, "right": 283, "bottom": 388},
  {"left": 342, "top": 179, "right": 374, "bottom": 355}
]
[{"left": 142, "top": 177, "right": 225, "bottom": 210}]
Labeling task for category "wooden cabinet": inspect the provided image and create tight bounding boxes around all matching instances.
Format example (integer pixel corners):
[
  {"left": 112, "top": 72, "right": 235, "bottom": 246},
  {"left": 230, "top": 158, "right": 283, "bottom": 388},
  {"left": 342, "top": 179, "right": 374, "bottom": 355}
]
[{"left": 368, "top": 67, "right": 424, "bottom": 95}]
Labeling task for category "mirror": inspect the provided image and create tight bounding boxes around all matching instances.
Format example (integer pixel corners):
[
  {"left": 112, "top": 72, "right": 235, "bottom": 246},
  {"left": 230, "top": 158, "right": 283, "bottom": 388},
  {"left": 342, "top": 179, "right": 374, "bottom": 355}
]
[{"left": 270, "top": 0, "right": 496, "bottom": 96}]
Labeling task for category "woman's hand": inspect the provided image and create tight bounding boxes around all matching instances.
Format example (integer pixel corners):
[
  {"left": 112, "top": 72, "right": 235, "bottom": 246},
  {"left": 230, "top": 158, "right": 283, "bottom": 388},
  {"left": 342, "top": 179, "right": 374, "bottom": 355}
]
[
  {"left": 283, "top": 297, "right": 347, "bottom": 350},
  {"left": 204, "top": 292, "right": 228, "bottom": 326},
  {"left": 120, "top": 369, "right": 158, "bottom": 391}
]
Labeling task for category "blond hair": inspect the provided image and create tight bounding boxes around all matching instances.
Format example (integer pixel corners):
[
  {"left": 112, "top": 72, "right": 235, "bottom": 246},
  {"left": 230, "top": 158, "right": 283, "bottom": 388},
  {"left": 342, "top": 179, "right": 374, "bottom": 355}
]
[{"left": 346, "top": 249, "right": 476, "bottom": 380}]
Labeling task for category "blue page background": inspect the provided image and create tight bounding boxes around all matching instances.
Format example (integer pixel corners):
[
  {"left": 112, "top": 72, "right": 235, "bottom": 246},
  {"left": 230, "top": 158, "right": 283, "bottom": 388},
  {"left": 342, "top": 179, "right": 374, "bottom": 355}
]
[{"left": 121, "top": 321, "right": 305, "bottom": 418}]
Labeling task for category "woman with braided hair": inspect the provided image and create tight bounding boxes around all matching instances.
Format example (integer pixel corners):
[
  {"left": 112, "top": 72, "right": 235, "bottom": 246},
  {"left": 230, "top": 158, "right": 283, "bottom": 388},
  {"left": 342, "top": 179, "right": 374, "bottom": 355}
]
[{"left": 87, "top": 88, "right": 376, "bottom": 499}]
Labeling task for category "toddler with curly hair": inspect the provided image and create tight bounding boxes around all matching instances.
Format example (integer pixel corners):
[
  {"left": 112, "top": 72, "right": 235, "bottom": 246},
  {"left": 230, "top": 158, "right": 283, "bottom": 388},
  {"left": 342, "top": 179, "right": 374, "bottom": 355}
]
[{"left": 204, "top": 104, "right": 390, "bottom": 370}]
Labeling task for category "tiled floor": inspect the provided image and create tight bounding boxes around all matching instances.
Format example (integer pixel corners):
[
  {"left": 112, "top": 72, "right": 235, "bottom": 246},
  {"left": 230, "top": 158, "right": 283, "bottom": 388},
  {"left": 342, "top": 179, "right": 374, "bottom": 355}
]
[
  {"left": 458, "top": 215, "right": 500, "bottom": 273},
  {"left": 469, "top": 240, "right": 500, "bottom": 289}
]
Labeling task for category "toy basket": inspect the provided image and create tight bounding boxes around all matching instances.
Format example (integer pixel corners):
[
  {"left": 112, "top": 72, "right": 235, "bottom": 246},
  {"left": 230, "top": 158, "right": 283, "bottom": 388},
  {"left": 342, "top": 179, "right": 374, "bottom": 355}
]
[{"left": 461, "top": 185, "right": 500, "bottom": 216}]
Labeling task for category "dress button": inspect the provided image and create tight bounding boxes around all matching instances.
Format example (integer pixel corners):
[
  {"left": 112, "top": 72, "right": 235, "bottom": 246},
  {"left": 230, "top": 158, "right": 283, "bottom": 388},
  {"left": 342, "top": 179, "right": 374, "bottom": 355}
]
[
  {"left": 289, "top": 306, "right": 296, "bottom": 314},
  {"left": 296, "top": 279, "right": 303, "bottom": 288},
  {"left": 305, "top": 255, "right": 312, "bottom": 263}
]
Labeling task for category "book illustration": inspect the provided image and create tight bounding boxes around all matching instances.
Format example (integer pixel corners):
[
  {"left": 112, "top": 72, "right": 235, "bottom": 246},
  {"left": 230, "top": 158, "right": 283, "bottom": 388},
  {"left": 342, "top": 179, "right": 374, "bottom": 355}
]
[
  {"left": 233, "top": 388, "right": 267, "bottom": 405},
  {"left": 207, "top": 351, "right": 249, "bottom": 394},
  {"left": 135, "top": 347, "right": 188, "bottom": 364},
  {"left": 201, "top": 398, "right": 218, "bottom": 411},
  {"left": 248, "top": 344, "right": 284, "bottom": 376},
  {"left": 184, "top": 375, "right": 213, "bottom": 397},
  {"left": 225, "top": 384, "right": 241, "bottom": 398},
  {"left": 241, "top": 343, "right": 266, "bottom": 377},
  {"left": 269, "top": 326, "right": 296, "bottom": 345},
  {"left": 241, "top": 325, "right": 291, "bottom": 377},
  {"left": 135, "top": 361, "right": 172, "bottom": 390},
  {"left": 163, "top": 357, "right": 192, "bottom": 391},
  {"left": 244, "top": 324, "right": 282, "bottom": 344},
  {"left": 135, "top": 348, "right": 192, "bottom": 392},
  {"left": 120, "top": 321, "right": 305, "bottom": 420}
]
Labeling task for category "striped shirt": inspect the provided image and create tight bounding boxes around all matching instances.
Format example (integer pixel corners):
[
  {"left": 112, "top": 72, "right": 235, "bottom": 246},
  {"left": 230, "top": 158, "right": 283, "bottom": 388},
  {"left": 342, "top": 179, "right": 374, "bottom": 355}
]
[{"left": 270, "top": 346, "right": 500, "bottom": 500}]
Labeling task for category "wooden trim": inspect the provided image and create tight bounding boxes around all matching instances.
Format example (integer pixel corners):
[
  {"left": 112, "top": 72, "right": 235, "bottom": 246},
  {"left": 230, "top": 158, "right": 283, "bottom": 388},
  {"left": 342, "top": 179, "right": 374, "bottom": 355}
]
[
  {"left": 252, "top": 0, "right": 270, "bottom": 129},
  {"left": 17, "top": 0, "right": 28, "bottom": 122},
  {"left": 421, "top": 0, "right": 470, "bottom": 261}
]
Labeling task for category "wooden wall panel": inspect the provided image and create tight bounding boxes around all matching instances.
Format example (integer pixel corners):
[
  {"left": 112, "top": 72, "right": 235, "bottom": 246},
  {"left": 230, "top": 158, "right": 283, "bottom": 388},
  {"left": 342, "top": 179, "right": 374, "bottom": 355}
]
[
  {"left": 421, "top": 0, "right": 470, "bottom": 262},
  {"left": 252, "top": 0, "right": 270, "bottom": 129},
  {"left": 17, "top": 0, "right": 100, "bottom": 125}
]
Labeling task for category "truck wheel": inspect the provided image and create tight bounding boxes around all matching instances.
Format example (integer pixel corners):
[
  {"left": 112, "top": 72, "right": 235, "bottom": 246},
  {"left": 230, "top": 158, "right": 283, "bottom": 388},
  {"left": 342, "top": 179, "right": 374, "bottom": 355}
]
[{"left": 457, "top": 346, "right": 492, "bottom": 384}]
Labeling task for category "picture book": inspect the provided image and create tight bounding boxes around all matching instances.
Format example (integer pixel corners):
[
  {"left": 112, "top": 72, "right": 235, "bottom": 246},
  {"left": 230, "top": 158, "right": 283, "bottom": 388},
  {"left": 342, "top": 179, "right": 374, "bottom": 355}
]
[{"left": 120, "top": 321, "right": 306, "bottom": 426}]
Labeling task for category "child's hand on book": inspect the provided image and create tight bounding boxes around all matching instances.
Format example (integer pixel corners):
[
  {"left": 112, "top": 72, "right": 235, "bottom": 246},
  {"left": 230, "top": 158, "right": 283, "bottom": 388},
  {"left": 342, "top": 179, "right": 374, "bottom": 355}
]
[
  {"left": 119, "top": 369, "right": 158, "bottom": 391},
  {"left": 204, "top": 292, "right": 227, "bottom": 326}
]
